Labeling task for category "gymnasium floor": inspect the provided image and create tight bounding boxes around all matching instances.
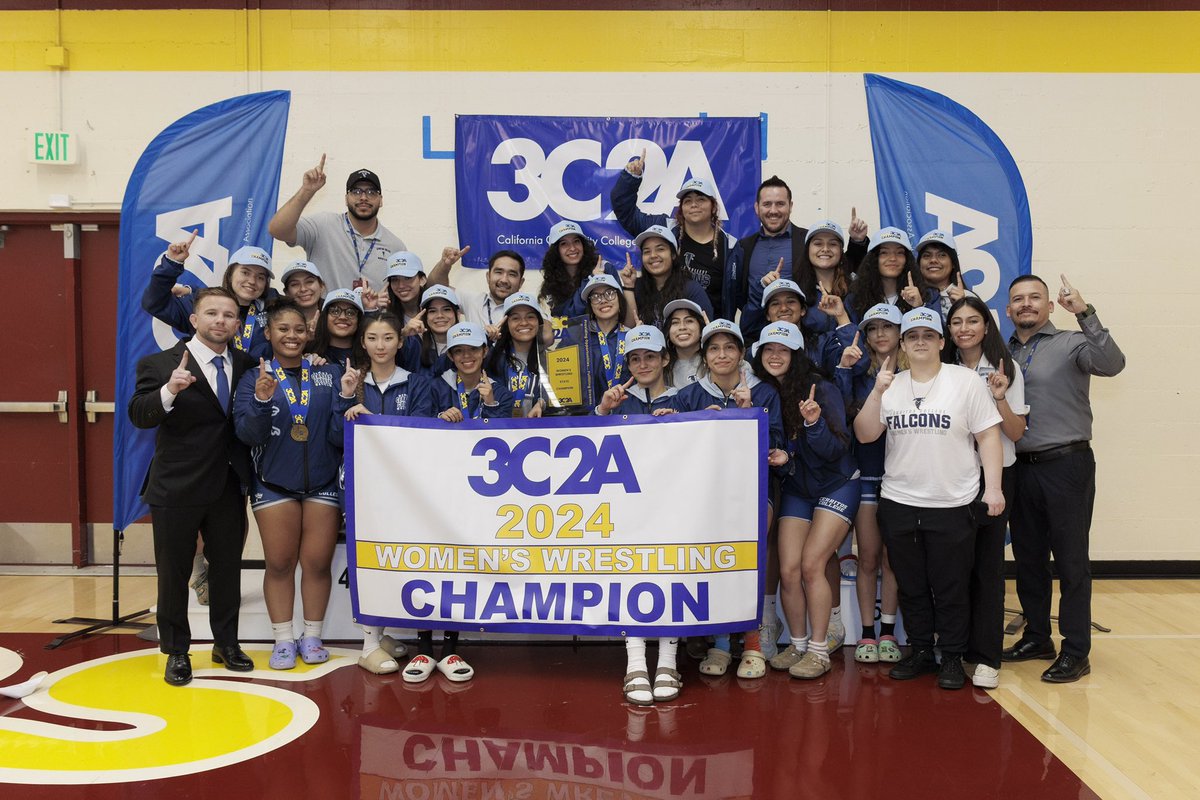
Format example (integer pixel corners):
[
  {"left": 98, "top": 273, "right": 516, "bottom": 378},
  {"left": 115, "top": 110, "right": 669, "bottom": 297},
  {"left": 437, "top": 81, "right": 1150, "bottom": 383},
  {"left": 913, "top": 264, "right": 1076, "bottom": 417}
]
[{"left": 1, "top": 575, "right": 1195, "bottom": 799}]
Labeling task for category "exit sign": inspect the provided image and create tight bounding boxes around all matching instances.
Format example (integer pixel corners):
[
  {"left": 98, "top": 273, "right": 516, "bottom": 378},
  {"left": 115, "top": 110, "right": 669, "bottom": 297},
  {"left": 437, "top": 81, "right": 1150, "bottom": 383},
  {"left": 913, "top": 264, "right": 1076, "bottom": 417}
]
[{"left": 29, "top": 131, "right": 77, "bottom": 164}]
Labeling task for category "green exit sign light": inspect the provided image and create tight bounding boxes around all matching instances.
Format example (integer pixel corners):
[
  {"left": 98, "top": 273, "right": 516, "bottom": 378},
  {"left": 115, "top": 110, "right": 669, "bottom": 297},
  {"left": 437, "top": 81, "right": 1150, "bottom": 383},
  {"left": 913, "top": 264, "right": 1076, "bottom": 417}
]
[{"left": 29, "top": 131, "right": 77, "bottom": 165}]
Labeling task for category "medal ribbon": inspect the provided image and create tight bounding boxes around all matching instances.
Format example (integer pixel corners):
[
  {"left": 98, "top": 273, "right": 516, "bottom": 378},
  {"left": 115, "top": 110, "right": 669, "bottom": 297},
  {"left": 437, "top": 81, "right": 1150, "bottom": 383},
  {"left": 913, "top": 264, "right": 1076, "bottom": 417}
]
[
  {"left": 271, "top": 358, "right": 312, "bottom": 426},
  {"left": 596, "top": 324, "right": 627, "bottom": 389},
  {"left": 507, "top": 356, "right": 530, "bottom": 407},
  {"left": 456, "top": 374, "right": 484, "bottom": 419},
  {"left": 233, "top": 307, "right": 258, "bottom": 352},
  {"left": 345, "top": 213, "right": 379, "bottom": 274}
]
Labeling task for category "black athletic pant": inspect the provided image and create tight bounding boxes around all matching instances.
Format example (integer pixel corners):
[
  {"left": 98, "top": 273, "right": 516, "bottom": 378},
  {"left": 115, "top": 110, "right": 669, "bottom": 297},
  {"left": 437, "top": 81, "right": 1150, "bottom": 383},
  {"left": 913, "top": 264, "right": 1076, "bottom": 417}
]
[
  {"left": 150, "top": 470, "right": 247, "bottom": 654},
  {"left": 967, "top": 466, "right": 1015, "bottom": 669},
  {"left": 878, "top": 499, "right": 976, "bottom": 655},
  {"left": 1009, "top": 449, "right": 1095, "bottom": 658}
]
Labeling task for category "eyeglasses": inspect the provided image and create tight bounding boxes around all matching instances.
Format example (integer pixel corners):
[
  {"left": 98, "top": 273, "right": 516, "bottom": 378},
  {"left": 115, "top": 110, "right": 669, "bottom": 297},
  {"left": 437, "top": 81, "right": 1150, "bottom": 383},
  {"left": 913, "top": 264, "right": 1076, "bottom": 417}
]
[
  {"left": 327, "top": 305, "right": 359, "bottom": 318},
  {"left": 588, "top": 289, "right": 618, "bottom": 304},
  {"left": 347, "top": 188, "right": 381, "bottom": 198}
]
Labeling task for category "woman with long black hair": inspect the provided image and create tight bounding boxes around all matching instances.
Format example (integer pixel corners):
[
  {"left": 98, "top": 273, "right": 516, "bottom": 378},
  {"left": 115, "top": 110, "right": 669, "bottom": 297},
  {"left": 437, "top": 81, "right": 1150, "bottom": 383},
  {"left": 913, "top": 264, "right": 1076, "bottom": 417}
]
[
  {"left": 846, "top": 228, "right": 939, "bottom": 325},
  {"left": 485, "top": 292, "right": 548, "bottom": 417},
  {"left": 942, "top": 295, "right": 1027, "bottom": 688},
  {"left": 631, "top": 225, "right": 712, "bottom": 327},
  {"left": 751, "top": 322, "right": 858, "bottom": 680}
]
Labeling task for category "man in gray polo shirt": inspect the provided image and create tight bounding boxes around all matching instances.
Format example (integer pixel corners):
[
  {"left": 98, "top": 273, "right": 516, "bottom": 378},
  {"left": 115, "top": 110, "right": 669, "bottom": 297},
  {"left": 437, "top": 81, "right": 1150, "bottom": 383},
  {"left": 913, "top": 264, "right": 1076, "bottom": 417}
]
[
  {"left": 1002, "top": 273, "right": 1125, "bottom": 683},
  {"left": 268, "top": 155, "right": 406, "bottom": 290}
]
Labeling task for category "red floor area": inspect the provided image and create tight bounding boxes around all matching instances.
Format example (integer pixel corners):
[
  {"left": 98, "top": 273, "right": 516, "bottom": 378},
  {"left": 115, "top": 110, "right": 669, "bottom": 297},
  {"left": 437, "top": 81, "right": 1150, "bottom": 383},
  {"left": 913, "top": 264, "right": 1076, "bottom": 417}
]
[{"left": 0, "top": 633, "right": 1097, "bottom": 799}]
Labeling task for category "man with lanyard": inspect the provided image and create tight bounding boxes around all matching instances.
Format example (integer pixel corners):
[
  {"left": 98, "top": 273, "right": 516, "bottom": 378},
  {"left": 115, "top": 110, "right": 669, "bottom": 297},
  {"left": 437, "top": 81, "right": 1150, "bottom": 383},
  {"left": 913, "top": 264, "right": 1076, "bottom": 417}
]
[
  {"left": 1003, "top": 273, "right": 1125, "bottom": 683},
  {"left": 426, "top": 246, "right": 527, "bottom": 339},
  {"left": 268, "top": 154, "right": 406, "bottom": 290},
  {"left": 736, "top": 176, "right": 869, "bottom": 340}
]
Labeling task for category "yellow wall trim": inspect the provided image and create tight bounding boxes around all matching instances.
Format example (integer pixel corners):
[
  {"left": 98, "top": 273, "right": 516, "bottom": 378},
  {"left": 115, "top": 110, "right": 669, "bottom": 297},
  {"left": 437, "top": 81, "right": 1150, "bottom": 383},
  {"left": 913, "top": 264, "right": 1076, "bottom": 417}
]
[{"left": 1, "top": 10, "right": 1198, "bottom": 73}]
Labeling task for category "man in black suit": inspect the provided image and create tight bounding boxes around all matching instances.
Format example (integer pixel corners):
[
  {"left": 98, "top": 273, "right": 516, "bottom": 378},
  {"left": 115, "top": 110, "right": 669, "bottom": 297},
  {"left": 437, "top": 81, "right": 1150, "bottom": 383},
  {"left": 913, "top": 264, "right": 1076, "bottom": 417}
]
[{"left": 129, "top": 268, "right": 257, "bottom": 686}]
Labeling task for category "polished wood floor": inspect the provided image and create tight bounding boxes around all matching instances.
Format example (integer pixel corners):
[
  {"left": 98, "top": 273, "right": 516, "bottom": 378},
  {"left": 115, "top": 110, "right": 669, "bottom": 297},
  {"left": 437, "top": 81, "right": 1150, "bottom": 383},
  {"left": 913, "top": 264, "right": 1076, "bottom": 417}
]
[{"left": 1, "top": 575, "right": 1196, "bottom": 799}]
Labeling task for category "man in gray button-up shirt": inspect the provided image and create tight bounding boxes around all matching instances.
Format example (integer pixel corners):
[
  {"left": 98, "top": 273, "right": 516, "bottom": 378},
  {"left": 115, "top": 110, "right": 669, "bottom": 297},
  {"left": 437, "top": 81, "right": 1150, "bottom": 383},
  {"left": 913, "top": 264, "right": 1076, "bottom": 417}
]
[{"left": 1001, "top": 273, "right": 1125, "bottom": 683}]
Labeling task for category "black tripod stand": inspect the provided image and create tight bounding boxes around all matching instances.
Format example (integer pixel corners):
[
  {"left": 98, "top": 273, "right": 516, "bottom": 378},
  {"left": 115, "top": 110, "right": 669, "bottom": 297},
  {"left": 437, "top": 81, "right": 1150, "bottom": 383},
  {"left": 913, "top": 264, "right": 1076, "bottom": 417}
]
[{"left": 46, "top": 527, "right": 153, "bottom": 650}]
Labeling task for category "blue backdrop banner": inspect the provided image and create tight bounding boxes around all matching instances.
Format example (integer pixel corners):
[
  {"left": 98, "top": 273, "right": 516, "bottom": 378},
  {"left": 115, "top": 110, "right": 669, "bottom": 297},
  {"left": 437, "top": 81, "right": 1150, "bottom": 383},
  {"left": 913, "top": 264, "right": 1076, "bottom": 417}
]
[
  {"left": 113, "top": 91, "right": 290, "bottom": 531},
  {"left": 864, "top": 74, "right": 1032, "bottom": 335},
  {"left": 454, "top": 115, "right": 761, "bottom": 270}
]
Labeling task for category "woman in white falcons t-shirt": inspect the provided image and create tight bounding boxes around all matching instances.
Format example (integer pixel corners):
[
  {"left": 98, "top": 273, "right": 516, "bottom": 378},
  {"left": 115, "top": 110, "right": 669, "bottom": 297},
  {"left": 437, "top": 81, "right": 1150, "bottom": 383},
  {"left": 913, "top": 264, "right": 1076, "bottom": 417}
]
[{"left": 853, "top": 307, "right": 1005, "bottom": 691}]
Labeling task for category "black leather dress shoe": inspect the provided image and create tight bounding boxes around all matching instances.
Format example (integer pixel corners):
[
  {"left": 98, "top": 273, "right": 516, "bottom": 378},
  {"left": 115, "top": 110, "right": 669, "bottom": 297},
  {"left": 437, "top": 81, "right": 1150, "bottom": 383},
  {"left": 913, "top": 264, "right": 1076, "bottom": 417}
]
[
  {"left": 212, "top": 645, "right": 255, "bottom": 672},
  {"left": 165, "top": 653, "right": 192, "bottom": 686},
  {"left": 1041, "top": 653, "right": 1091, "bottom": 683},
  {"left": 1001, "top": 638, "right": 1056, "bottom": 662}
]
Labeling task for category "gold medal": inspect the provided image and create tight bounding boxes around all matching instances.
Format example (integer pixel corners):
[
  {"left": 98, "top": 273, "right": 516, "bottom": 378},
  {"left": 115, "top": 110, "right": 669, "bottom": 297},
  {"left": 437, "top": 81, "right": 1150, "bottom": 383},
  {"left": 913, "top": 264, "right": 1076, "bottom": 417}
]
[{"left": 290, "top": 423, "right": 309, "bottom": 442}]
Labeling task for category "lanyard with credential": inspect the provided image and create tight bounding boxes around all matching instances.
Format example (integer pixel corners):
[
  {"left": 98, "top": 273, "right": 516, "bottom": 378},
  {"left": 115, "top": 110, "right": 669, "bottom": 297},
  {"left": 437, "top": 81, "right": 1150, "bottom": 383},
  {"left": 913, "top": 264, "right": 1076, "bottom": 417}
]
[
  {"left": 344, "top": 213, "right": 378, "bottom": 275},
  {"left": 1010, "top": 336, "right": 1041, "bottom": 378},
  {"left": 271, "top": 359, "right": 313, "bottom": 441}
]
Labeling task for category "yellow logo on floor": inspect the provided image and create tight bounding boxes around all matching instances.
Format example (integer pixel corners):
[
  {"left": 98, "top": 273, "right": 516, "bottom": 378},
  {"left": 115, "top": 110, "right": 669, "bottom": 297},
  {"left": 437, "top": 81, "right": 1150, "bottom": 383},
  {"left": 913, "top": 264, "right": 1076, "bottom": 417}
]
[{"left": 0, "top": 645, "right": 354, "bottom": 785}]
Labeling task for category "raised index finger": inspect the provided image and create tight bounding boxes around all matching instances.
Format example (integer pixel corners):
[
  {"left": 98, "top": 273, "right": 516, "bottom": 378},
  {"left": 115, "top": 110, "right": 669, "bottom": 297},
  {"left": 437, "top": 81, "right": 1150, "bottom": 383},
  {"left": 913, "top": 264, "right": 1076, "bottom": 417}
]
[
  {"left": 640, "top": 147, "right": 647, "bottom": 162},
  {"left": 186, "top": 229, "right": 198, "bottom": 246},
  {"left": 851, "top": 331, "right": 860, "bottom": 348},
  {"left": 317, "top": 153, "right": 326, "bottom": 173},
  {"left": 907, "top": 272, "right": 915, "bottom": 288},
  {"left": 851, "top": 206, "right": 858, "bottom": 221},
  {"left": 623, "top": 376, "right": 636, "bottom": 390},
  {"left": 881, "top": 355, "right": 892, "bottom": 373},
  {"left": 259, "top": 357, "right": 269, "bottom": 377},
  {"left": 808, "top": 384, "right": 816, "bottom": 402},
  {"left": 1060, "top": 273, "right": 1073, "bottom": 292},
  {"left": 179, "top": 350, "right": 190, "bottom": 369}
]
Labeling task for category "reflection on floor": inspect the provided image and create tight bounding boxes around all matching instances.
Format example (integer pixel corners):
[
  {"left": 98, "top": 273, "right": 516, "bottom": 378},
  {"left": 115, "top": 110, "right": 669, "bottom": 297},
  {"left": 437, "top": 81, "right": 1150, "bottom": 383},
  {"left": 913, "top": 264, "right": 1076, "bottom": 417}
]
[{"left": 0, "top": 633, "right": 1095, "bottom": 799}]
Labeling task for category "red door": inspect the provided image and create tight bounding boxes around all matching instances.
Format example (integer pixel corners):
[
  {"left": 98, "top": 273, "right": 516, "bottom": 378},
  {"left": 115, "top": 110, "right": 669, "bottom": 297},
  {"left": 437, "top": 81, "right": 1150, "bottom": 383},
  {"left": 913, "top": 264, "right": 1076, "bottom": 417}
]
[{"left": 0, "top": 214, "right": 121, "bottom": 566}]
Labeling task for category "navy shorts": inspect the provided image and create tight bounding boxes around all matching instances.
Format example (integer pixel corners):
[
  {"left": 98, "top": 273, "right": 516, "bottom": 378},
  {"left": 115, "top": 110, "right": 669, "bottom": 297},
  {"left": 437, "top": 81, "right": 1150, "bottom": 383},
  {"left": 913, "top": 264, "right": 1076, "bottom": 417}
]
[
  {"left": 859, "top": 476, "right": 882, "bottom": 506},
  {"left": 780, "top": 478, "right": 862, "bottom": 525},
  {"left": 251, "top": 477, "right": 341, "bottom": 510}
]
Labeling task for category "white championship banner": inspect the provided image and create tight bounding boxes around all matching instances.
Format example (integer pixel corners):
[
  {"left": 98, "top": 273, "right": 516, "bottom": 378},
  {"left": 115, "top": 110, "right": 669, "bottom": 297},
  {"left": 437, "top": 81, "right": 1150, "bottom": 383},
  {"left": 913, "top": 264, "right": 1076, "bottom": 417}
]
[{"left": 345, "top": 410, "right": 767, "bottom": 636}]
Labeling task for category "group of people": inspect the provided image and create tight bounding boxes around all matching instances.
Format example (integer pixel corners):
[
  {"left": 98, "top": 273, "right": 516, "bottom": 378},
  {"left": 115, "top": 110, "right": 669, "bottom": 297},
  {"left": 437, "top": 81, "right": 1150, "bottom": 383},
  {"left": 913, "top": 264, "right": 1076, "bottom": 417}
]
[{"left": 130, "top": 156, "right": 1124, "bottom": 703}]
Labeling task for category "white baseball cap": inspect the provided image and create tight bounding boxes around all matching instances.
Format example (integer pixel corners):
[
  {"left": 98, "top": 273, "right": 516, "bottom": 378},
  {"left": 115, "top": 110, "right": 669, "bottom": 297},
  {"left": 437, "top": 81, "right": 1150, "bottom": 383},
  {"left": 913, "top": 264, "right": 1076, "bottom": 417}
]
[
  {"left": 624, "top": 324, "right": 667, "bottom": 355},
  {"left": 900, "top": 307, "right": 942, "bottom": 336},
  {"left": 420, "top": 284, "right": 460, "bottom": 308},
  {"left": 761, "top": 278, "right": 807, "bottom": 308},
  {"left": 700, "top": 318, "right": 743, "bottom": 347},
  {"left": 871, "top": 227, "right": 913, "bottom": 254},
  {"left": 386, "top": 250, "right": 425, "bottom": 279},
  {"left": 634, "top": 224, "right": 678, "bottom": 251},
  {"left": 548, "top": 220, "right": 586, "bottom": 245}
]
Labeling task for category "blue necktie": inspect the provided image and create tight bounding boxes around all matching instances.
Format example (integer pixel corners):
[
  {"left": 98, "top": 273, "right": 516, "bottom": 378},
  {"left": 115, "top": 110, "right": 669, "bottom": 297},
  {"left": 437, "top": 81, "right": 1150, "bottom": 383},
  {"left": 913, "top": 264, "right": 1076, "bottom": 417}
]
[{"left": 212, "top": 355, "right": 229, "bottom": 413}]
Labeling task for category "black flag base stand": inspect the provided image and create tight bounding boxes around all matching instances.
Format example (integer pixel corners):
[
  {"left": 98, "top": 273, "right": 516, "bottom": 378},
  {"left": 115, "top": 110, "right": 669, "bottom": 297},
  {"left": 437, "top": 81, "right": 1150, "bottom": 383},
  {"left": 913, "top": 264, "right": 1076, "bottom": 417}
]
[
  {"left": 46, "top": 527, "right": 153, "bottom": 650},
  {"left": 1004, "top": 608, "right": 1112, "bottom": 636}
]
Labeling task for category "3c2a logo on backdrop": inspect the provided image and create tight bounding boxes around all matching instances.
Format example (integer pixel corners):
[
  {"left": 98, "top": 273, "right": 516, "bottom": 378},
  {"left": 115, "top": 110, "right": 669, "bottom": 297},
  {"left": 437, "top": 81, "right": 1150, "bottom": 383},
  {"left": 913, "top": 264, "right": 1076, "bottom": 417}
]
[
  {"left": 487, "top": 139, "right": 728, "bottom": 223},
  {"left": 150, "top": 199, "right": 234, "bottom": 351},
  {"left": 925, "top": 192, "right": 1002, "bottom": 303}
]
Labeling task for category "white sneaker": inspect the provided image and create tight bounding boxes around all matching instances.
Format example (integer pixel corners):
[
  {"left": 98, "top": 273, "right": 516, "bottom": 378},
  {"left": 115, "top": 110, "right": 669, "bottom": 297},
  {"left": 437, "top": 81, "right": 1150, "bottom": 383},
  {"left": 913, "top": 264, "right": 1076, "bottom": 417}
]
[
  {"left": 972, "top": 664, "right": 1000, "bottom": 689},
  {"left": 826, "top": 621, "right": 846, "bottom": 654},
  {"left": 759, "top": 617, "right": 782, "bottom": 659}
]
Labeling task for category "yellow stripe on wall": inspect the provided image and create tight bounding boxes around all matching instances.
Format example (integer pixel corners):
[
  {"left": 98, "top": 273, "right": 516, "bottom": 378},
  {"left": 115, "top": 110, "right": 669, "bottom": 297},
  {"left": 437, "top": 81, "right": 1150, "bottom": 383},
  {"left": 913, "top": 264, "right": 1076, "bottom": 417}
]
[{"left": 2, "top": 9, "right": 1198, "bottom": 73}]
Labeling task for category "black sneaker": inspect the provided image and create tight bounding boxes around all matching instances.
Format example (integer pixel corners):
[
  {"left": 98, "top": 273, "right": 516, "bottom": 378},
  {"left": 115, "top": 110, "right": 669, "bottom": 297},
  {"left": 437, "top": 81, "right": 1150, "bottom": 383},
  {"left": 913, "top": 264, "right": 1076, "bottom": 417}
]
[
  {"left": 888, "top": 647, "right": 938, "bottom": 681},
  {"left": 937, "top": 654, "right": 966, "bottom": 690}
]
